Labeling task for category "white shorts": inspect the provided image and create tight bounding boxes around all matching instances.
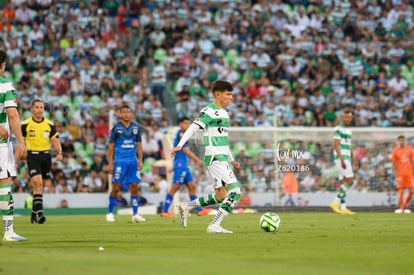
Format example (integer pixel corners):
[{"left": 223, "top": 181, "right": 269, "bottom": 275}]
[
  {"left": 8, "top": 142, "right": 16, "bottom": 177},
  {"left": 335, "top": 159, "right": 354, "bottom": 180},
  {"left": 206, "top": 160, "right": 238, "bottom": 189},
  {"left": 0, "top": 145, "right": 12, "bottom": 179}
]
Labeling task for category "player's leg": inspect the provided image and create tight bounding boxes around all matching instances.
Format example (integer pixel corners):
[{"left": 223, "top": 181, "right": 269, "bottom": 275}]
[
  {"left": 186, "top": 166, "right": 225, "bottom": 211},
  {"left": 161, "top": 168, "right": 184, "bottom": 217},
  {"left": 107, "top": 182, "right": 121, "bottom": 221},
  {"left": 30, "top": 153, "right": 47, "bottom": 224},
  {"left": 331, "top": 159, "right": 354, "bottom": 214},
  {"left": 107, "top": 161, "right": 126, "bottom": 221},
  {"left": 207, "top": 183, "right": 241, "bottom": 234},
  {"left": 401, "top": 176, "right": 413, "bottom": 213},
  {"left": 161, "top": 183, "right": 179, "bottom": 217},
  {"left": 1, "top": 147, "right": 26, "bottom": 241},
  {"left": 128, "top": 162, "right": 145, "bottom": 222},
  {"left": 207, "top": 161, "right": 241, "bottom": 233},
  {"left": 338, "top": 177, "right": 355, "bottom": 214},
  {"left": 184, "top": 168, "right": 207, "bottom": 215},
  {"left": 395, "top": 176, "right": 405, "bottom": 213},
  {"left": 187, "top": 181, "right": 206, "bottom": 215}
]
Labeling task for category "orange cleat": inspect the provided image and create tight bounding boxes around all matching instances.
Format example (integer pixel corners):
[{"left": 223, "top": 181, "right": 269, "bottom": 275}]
[
  {"left": 160, "top": 212, "right": 176, "bottom": 218},
  {"left": 197, "top": 208, "right": 213, "bottom": 216}
]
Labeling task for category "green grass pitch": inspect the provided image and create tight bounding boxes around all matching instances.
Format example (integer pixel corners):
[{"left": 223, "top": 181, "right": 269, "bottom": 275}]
[{"left": 1, "top": 212, "right": 413, "bottom": 275}]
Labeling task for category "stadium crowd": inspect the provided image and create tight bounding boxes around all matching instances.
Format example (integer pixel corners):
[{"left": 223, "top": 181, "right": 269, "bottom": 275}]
[{"left": 1, "top": 0, "right": 414, "bottom": 197}]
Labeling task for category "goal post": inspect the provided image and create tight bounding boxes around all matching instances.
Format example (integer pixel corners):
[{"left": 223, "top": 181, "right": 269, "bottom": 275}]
[{"left": 224, "top": 127, "right": 414, "bottom": 209}]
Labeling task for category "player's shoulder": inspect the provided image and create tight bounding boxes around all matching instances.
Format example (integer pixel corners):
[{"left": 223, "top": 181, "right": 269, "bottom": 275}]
[
  {"left": 130, "top": 121, "right": 140, "bottom": 128},
  {"left": 0, "top": 78, "right": 14, "bottom": 92},
  {"left": 43, "top": 118, "right": 54, "bottom": 125}
]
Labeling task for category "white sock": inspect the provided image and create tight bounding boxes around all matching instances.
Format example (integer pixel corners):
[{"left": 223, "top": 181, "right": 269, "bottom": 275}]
[{"left": 210, "top": 208, "right": 228, "bottom": 226}]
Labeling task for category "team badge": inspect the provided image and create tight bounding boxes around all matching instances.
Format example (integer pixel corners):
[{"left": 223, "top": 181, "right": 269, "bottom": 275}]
[{"left": 133, "top": 128, "right": 138, "bottom": 135}]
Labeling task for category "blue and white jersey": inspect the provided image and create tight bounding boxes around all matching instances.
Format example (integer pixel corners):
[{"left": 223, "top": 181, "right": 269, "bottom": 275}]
[
  {"left": 109, "top": 122, "right": 142, "bottom": 162},
  {"left": 173, "top": 129, "right": 189, "bottom": 169}
]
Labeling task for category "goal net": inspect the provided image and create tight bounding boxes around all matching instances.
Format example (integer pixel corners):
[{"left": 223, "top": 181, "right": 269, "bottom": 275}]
[{"left": 184, "top": 127, "right": 414, "bottom": 211}]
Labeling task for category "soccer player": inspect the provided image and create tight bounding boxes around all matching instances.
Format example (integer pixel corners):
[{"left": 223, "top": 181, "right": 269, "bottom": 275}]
[
  {"left": 330, "top": 110, "right": 357, "bottom": 215},
  {"left": 0, "top": 49, "right": 27, "bottom": 241},
  {"left": 390, "top": 135, "right": 414, "bottom": 214},
  {"left": 22, "top": 99, "right": 63, "bottom": 224},
  {"left": 106, "top": 105, "right": 146, "bottom": 222},
  {"left": 171, "top": 80, "right": 242, "bottom": 234},
  {"left": 160, "top": 117, "right": 208, "bottom": 217}
]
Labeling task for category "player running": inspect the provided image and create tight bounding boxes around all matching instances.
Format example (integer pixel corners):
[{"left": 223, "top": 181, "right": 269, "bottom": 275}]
[{"left": 171, "top": 80, "right": 242, "bottom": 234}]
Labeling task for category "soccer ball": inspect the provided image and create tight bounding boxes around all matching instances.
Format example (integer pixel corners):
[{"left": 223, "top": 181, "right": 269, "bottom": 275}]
[{"left": 259, "top": 212, "right": 281, "bottom": 232}]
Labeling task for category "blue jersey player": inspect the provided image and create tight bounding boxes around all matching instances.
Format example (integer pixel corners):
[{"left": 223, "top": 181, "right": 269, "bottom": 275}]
[
  {"left": 106, "top": 105, "right": 146, "bottom": 222},
  {"left": 161, "top": 117, "right": 211, "bottom": 217}
]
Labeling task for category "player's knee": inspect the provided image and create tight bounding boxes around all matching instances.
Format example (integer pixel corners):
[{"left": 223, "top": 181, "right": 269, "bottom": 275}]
[{"left": 215, "top": 187, "right": 227, "bottom": 201}]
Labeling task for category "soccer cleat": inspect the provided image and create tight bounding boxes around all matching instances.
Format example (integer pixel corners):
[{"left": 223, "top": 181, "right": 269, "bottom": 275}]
[
  {"left": 3, "top": 232, "right": 27, "bottom": 242},
  {"left": 160, "top": 212, "right": 176, "bottom": 218},
  {"left": 197, "top": 208, "right": 213, "bottom": 216},
  {"left": 177, "top": 202, "right": 189, "bottom": 228},
  {"left": 132, "top": 214, "right": 146, "bottom": 222},
  {"left": 31, "top": 214, "right": 46, "bottom": 224},
  {"left": 340, "top": 208, "right": 356, "bottom": 215},
  {"left": 106, "top": 213, "right": 115, "bottom": 222},
  {"left": 207, "top": 224, "right": 233, "bottom": 234},
  {"left": 329, "top": 202, "right": 342, "bottom": 214},
  {"left": 403, "top": 209, "right": 411, "bottom": 214},
  {"left": 394, "top": 209, "right": 403, "bottom": 214}
]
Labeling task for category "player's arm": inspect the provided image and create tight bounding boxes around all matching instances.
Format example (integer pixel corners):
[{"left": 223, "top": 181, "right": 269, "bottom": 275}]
[
  {"left": 224, "top": 145, "right": 240, "bottom": 169},
  {"left": 171, "top": 122, "right": 201, "bottom": 157},
  {"left": 136, "top": 141, "right": 143, "bottom": 170},
  {"left": 390, "top": 149, "right": 396, "bottom": 174},
  {"left": 333, "top": 138, "right": 346, "bottom": 169},
  {"left": 50, "top": 123, "right": 63, "bottom": 161},
  {"left": 7, "top": 106, "right": 26, "bottom": 159},
  {"left": 182, "top": 146, "right": 203, "bottom": 167},
  {"left": 107, "top": 142, "right": 115, "bottom": 174},
  {"left": 0, "top": 125, "right": 8, "bottom": 140}
]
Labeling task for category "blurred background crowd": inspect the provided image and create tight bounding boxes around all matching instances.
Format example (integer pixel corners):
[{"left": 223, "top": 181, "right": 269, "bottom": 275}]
[{"left": 1, "top": 0, "right": 414, "bottom": 198}]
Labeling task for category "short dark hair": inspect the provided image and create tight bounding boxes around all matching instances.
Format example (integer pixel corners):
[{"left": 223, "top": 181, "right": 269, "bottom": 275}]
[
  {"left": 120, "top": 104, "right": 130, "bottom": 111},
  {"left": 398, "top": 135, "right": 405, "bottom": 140},
  {"left": 0, "top": 49, "right": 7, "bottom": 64},
  {"left": 211, "top": 80, "right": 233, "bottom": 94},
  {"left": 178, "top": 116, "right": 190, "bottom": 123},
  {"left": 31, "top": 99, "right": 44, "bottom": 107}
]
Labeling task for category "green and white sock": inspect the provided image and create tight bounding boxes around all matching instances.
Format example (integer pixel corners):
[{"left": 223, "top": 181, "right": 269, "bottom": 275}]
[
  {"left": 0, "top": 183, "right": 14, "bottom": 233},
  {"left": 336, "top": 183, "right": 349, "bottom": 210},
  {"left": 188, "top": 194, "right": 222, "bottom": 210}
]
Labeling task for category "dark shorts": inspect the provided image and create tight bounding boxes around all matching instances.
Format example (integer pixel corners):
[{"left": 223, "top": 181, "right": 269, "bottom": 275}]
[{"left": 27, "top": 151, "right": 52, "bottom": 179}]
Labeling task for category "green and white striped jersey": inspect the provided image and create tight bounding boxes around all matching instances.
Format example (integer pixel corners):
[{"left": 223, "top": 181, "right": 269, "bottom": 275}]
[
  {"left": 0, "top": 77, "right": 17, "bottom": 146},
  {"left": 194, "top": 103, "right": 232, "bottom": 165},
  {"left": 333, "top": 123, "right": 352, "bottom": 161}
]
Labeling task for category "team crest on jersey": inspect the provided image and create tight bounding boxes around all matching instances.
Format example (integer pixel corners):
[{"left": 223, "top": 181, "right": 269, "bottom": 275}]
[{"left": 133, "top": 128, "right": 138, "bottom": 135}]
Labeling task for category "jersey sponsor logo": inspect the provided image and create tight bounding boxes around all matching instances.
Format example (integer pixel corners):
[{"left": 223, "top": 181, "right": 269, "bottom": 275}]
[
  {"left": 29, "top": 130, "right": 36, "bottom": 137},
  {"left": 217, "top": 127, "right": 227, "bottom": 134},
  {"left": 117, "top": 129, "right": 123, "bottom": 135},
  {"left": 43, "top": 131, "right": 50, "bottom": 138},
  {"left": 121, "top": 144, "right": 135, "bottom": 148}
]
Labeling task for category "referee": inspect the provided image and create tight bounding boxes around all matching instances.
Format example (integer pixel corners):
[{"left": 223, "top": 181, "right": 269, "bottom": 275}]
[{"left": 22, "top": 99, "right": 63, "bottom": 224}]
